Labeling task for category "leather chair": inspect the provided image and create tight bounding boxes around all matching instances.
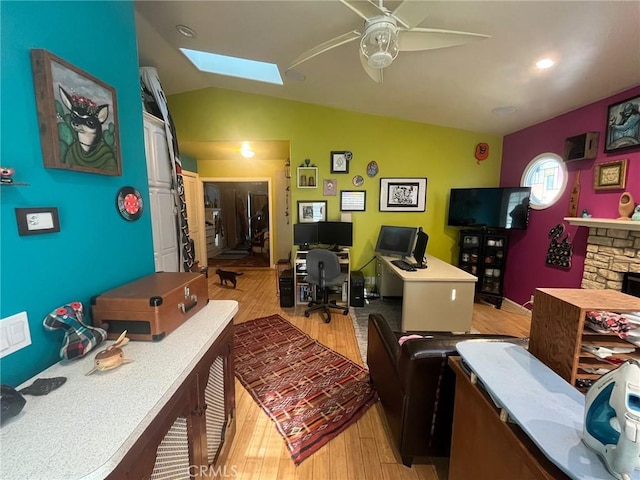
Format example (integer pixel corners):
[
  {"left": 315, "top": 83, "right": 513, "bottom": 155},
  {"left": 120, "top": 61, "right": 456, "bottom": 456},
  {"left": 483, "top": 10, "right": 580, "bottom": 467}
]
[
  {"left": 304, "top": 249, "right": 349, "bottom": 323},
  {"left": 366, "top": 313, "right": 528, "bottom": 467}
]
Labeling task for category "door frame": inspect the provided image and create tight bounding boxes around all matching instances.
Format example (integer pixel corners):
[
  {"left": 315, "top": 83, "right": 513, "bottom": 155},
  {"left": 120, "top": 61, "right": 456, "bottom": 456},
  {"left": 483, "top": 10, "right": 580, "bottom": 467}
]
[
  {"left": 200, "top": 177, "right": 274, "bottom": 267},
  {"left": 182, "top": 170, "right": 206, "bottom": 265}
]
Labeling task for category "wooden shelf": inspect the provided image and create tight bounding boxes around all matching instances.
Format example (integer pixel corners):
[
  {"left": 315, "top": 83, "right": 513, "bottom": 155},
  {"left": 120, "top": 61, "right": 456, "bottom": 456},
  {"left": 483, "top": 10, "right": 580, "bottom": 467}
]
[{"left": 564, "top": 216, "right": 640, "bottom": 231}]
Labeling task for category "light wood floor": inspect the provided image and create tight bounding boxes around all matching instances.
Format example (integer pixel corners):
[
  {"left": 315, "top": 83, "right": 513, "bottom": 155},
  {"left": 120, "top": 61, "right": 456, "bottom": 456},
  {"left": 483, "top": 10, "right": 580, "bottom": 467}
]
[{"left": 207, "top": 267, "right": 532, "bottom": 480}]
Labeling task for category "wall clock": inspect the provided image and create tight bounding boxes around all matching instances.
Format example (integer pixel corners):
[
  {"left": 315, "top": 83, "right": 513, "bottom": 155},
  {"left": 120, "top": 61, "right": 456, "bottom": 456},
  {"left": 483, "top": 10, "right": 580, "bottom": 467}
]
[{"left": 116, "top": 186, "right": 143, "bottom": 221}]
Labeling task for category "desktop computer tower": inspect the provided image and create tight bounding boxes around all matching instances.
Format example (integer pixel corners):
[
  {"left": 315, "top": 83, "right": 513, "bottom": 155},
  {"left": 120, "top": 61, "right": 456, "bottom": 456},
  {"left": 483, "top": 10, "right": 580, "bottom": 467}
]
[
  {"left": 350, "top": 271, "right": 365, "bottom": 307},
  {"left": 279, "top": 269, "right": 294, "bottom": 307}
]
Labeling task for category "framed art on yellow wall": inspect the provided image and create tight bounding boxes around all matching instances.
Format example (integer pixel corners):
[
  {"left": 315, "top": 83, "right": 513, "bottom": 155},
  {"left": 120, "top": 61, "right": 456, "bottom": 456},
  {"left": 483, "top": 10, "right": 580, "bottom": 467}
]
[{"left": 593, "top": 159, "right": 628, "bottom": 190}]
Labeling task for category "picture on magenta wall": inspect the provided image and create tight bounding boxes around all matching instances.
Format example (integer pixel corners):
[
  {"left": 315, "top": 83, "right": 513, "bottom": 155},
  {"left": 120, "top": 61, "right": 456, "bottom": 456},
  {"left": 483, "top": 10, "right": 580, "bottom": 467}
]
[
  {"left": 605, "top": 95, "right": 640, "bottom": 153},
  {"left": 31, "top": 49, "right": 122, "bottom": 176}
]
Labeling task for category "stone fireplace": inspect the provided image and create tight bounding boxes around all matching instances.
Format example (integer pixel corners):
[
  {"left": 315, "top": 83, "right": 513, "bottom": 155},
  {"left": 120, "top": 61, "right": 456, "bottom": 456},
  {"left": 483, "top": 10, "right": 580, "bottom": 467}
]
[{"left": 581, "top": 227, "right": 640, "bottom": 291}]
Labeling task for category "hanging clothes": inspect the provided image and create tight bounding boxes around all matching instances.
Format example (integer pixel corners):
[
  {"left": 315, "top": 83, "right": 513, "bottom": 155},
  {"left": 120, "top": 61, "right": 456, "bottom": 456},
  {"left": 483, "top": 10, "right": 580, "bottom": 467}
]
[{"left": 140, "top": 67, "right": 195, "bottom": 272}]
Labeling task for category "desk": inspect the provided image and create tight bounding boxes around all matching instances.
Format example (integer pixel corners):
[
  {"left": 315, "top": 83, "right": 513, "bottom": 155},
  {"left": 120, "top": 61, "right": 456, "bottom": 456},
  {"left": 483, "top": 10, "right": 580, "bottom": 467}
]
[{"left": 376, "top": 254, "right": 477, "bottom": 332}]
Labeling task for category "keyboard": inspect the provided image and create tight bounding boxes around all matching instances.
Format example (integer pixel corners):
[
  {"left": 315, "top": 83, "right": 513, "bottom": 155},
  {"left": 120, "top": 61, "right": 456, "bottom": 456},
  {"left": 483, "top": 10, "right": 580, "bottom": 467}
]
[{"left": 391, "top": 259, "right": 417, "bottom": 271}]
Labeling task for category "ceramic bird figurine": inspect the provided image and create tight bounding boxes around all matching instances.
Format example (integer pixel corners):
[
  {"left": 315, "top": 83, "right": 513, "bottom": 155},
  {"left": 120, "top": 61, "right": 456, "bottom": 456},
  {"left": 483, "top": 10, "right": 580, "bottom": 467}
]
[
  {"left": 632, "top": 205, "right": 640, "bottom": 221},
  {"left": 86, "top": 331, "right": 132, "bottom": 375}
]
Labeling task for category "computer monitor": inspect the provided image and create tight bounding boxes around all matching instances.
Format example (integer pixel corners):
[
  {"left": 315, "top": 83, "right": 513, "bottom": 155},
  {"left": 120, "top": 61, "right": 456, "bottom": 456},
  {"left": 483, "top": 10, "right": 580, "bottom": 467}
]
[
  {"left": 293, "top": 223, "right": 318, "bottom": 250},
  {"left": 412, "top": 228, "right": 429, "bottom": 268},
  {"left": 317, "top": 221, "right": 353, "bottom": 250},
  {"left": 374, "top": 225, "right": 417, "bottom": 258}
]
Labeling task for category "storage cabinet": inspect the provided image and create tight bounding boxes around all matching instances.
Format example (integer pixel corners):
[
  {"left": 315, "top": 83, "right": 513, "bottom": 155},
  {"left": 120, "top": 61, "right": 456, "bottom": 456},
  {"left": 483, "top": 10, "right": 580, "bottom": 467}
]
[
  {"left": 294, "top": 249, "right": 350, "bottom": 306},
  {"left": 457, "top": 229, "right": 508, "bottom": 308},
  {"left": 529, "top": 288, "right": 640, "bottom": 391}
]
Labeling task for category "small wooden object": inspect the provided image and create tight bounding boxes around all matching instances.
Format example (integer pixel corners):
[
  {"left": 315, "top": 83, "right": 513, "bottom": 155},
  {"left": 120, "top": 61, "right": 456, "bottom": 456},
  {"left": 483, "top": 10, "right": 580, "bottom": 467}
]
[
  {"left": 86, "top": 331, "right": 132, "bottom": 375},
  {"left": 567, "top": 171, "right": 580, "bottom": 217}
]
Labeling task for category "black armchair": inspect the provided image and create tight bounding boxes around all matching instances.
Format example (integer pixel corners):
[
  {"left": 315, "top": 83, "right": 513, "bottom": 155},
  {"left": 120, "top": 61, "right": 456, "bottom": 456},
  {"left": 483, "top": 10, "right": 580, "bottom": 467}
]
[{"left": 304, "top": 249, "right": 348, "bottom": 323}]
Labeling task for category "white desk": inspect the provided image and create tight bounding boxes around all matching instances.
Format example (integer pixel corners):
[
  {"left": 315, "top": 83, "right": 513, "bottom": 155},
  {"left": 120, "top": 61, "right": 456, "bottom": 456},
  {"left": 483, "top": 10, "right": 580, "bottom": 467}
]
[{"left": 376, "top": 254, "right": 477, "bottom": 332}]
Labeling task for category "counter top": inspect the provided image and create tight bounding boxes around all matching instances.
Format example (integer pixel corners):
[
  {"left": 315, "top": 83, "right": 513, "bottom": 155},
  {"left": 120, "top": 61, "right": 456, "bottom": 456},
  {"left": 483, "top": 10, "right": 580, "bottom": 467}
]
[{"left": 0, "top": 300, "right": 238, "bottom": 480}]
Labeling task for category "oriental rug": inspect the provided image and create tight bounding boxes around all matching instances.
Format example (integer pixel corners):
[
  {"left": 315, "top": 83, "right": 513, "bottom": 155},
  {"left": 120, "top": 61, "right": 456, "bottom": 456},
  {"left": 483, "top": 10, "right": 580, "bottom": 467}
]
[{"left": 233, "top": 314, "right": 378, "bottom": 465}]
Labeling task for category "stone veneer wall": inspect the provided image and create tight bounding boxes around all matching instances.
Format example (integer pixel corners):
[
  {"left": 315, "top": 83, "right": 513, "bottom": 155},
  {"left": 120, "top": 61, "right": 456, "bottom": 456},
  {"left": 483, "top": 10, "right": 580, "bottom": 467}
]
[{"left": 582, "top": 227, "right": 640, "bottom": 290}]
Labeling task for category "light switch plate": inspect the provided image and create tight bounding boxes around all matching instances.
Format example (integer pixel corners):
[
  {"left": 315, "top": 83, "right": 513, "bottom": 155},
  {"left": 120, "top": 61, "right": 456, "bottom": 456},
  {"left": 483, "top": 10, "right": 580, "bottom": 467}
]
[{"left": 0, "top": 311, "right": 32, "bottom": 358}]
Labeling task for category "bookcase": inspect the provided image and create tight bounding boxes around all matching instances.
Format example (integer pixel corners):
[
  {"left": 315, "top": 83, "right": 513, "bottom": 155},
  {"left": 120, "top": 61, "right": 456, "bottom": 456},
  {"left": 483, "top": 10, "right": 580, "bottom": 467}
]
[
  {"left": 528, "top": 288, "right": 640, "bottom": 391},
  {"left": 294, "top": 249, "right": 350, "bottom": 307}
]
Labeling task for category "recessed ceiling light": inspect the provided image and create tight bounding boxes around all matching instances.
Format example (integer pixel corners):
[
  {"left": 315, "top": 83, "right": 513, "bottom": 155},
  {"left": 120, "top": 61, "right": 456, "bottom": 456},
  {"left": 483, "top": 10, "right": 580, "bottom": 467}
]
[
  {"left": 180, "top": 48, "right": 283, "bottom": 85},
  {"left": 536, "top": 58, "right": 554, "bottom": 69},
  {"left": 492, "top": 106, "right": 517, "bottom": 116},
  {"left": 176, "top": 24, "right": 197, "bottom": 38}
]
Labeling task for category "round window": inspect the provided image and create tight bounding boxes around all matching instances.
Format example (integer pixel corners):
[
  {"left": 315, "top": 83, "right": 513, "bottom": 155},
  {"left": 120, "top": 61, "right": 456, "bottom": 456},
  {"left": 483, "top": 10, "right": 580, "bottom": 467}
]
[{"left": 520, "top": 153, "right": 567, "bottom": 210}]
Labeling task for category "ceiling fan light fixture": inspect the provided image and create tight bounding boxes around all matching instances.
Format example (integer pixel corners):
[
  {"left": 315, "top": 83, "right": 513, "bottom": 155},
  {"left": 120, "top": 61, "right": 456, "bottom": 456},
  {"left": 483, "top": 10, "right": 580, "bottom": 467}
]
[{"left": 360, "top": 18, "right": 399, "bottom": 69}]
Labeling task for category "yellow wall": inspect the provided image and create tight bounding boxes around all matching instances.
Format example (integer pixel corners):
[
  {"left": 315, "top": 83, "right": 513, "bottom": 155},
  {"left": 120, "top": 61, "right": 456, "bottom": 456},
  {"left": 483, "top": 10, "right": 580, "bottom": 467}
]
[{"left": 168, "top": 87, "right": 503, "bottom": 278}]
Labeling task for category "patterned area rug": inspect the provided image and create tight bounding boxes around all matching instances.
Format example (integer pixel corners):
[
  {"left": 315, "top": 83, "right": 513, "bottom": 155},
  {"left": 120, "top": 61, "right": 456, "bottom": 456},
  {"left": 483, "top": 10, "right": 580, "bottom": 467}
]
[{"left": 234, "top": 314, "right": 379, "bottom": 465}]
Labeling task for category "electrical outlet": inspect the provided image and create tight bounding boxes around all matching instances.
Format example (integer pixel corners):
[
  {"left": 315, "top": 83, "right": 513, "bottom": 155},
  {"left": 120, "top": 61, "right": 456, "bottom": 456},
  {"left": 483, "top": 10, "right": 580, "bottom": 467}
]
[{"left": 0, "top": 311, "right": 31, "bottom": 358}]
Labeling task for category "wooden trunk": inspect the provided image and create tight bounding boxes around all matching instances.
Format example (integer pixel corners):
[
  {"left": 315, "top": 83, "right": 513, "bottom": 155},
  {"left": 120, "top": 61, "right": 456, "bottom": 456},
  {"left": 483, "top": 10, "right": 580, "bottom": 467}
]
[{"left": 91, "top": 272, "right": 209, "bottom": 341}]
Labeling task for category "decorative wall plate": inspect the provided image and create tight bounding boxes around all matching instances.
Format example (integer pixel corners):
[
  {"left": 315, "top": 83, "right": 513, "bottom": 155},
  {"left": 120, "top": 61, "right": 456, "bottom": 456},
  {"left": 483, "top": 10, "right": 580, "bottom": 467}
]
[
  {"left": 352, "top": 175, "right": 364, "bottom": 187},
  {"left": 116, "top": 186, "right": 143, "bottom": 221},
  {"left": 366, "top": 161, "right": 379, "bottom": 177}
]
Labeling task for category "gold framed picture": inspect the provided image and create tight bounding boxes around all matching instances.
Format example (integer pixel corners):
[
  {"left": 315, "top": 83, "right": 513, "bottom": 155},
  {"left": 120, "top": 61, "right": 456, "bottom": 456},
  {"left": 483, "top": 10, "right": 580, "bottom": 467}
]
[{"left": 593, "top": 159, "right": 628, "bottom": 190}]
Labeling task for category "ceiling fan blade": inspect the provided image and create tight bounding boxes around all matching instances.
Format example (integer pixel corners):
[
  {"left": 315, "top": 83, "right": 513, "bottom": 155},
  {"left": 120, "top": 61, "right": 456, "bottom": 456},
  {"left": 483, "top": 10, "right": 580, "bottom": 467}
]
[
  {"left": 398, "top": 28, "right": 489, "bottom": 52},
  {"left": 360, "top": 51, "right": 383, "bottom": 83},
  {"left": 340, "top": 0, "right": 387, "bottom": 21},
  {"left": 391, "top": 0, "right": 430, "bottom": 29},
  {"left": 288, "top": 30, "right": 361, "bottom": 70}
]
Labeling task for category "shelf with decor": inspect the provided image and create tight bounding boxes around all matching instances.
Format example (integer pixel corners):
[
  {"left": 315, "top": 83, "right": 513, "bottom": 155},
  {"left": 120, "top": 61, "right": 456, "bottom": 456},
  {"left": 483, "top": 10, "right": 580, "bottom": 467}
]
[
  {"left": 564, "top": 217, "right": 640, "bottom": 231},
  {"left": 297, "top": 167, "right": 318, "bottom": 188}
]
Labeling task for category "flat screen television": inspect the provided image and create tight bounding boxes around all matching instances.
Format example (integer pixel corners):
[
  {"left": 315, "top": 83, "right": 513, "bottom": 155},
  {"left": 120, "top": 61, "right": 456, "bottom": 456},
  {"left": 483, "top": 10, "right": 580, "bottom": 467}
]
[
  {"left": 374, "top": 225, "right": 417, "bottom": 258},
  {"left": 447, "top": 187, "right": 532, "bottom": 230}
]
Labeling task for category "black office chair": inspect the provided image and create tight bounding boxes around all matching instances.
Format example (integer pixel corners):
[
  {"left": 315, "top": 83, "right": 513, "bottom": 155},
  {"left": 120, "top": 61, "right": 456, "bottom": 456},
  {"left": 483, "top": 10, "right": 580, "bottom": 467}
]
[{"left": 304, "top": 249, "right": 349, "bottom": 323}]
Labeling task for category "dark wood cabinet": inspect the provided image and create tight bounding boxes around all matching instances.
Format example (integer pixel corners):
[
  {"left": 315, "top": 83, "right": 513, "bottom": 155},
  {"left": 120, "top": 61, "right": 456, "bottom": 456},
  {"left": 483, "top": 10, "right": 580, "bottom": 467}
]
[{"left": 458, "top": 229, "right": 508, "bottom": 308}]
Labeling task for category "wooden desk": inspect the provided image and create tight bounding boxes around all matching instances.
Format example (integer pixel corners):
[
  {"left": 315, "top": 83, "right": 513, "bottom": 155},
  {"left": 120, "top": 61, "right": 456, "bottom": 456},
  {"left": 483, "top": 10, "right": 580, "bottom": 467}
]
[{"left": 376, "top": 254, "right": 477, "bottom": 331}]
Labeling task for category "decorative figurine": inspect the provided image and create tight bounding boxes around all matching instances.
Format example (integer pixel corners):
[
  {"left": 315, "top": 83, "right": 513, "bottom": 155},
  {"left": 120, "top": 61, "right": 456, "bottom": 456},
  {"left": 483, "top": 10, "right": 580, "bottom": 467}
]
[
  {"left": 43, "top": 302, "right": 107, "bottom": 360},
  {"left": 618, "top": 192, "right": 634, "bottom": 220},
  {"left": 581, "top": 209, "right": 592, "bottom": 218},
  {"left": 0, "top": 167, "right": 15, "bottom": 184},
  {"left": 632, "top": 205, "right": 640, "bottom": 221},
  {"left": 86, "top": 330, "right": 133, "bottom": 375}
]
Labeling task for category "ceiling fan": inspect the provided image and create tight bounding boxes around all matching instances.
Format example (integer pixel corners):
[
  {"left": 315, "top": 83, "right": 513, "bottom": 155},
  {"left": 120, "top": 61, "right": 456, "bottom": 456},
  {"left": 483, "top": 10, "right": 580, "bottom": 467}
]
[{"left": 287, "top": 0, "right": 489, "bottom": 83}]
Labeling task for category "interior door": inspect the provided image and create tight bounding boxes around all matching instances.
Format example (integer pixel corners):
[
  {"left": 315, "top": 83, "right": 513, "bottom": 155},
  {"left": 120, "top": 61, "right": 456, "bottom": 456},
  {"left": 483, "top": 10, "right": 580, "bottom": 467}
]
[{"left": 182, "top": 171, "right": 206, "bottom": 265}]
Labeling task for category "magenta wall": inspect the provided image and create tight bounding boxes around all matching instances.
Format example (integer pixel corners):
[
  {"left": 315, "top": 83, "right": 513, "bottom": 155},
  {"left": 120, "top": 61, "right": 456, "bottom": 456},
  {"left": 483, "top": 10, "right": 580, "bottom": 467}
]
[{"left": 501, "top": 86, "right": 640, "bottom": 306}]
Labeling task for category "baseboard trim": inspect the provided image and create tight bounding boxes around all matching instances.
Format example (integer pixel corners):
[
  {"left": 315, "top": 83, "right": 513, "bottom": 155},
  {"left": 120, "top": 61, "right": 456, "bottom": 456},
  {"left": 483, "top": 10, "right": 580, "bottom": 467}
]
[{"left": 503, "top": 297, "right": 532, "bottom": 316}]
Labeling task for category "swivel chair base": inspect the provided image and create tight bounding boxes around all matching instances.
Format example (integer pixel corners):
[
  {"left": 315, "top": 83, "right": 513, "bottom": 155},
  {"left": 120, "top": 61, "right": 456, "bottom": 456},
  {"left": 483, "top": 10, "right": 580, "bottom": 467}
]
[{"left": 304, "top": 299, "right": 348, "bottom": 324}]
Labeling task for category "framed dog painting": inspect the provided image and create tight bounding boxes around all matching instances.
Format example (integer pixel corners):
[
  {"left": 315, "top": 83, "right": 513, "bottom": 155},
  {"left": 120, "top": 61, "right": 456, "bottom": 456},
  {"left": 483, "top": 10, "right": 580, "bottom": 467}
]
[{"left": 31, "top": 49, "right": 122, "bottom": 176}]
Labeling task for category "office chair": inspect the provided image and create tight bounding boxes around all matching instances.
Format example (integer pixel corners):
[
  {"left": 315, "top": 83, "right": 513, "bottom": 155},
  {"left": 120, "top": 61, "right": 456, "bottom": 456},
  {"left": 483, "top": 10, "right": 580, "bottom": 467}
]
[{"left": 303, "top": 249, "right": 349, "bottom": 323}]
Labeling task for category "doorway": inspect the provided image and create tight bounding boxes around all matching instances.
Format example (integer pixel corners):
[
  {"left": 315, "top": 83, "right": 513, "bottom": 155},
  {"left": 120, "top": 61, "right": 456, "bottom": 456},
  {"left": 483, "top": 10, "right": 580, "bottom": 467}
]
[{"left": 203, "top": 179, "right": 272, "bottom": 268}]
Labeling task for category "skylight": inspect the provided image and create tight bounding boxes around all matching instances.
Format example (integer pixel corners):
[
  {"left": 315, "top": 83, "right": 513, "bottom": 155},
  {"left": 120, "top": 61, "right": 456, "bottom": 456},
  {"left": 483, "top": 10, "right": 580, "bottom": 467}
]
[{"left": 180, "top": 48, "right": 283, "bottom": 85}]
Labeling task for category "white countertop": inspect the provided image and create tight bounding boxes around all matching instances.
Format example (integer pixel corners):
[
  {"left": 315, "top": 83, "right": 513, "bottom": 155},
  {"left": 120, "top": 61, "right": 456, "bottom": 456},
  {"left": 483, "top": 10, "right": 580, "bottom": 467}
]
[
  {"left": 378, "top": 254, "right": 478, "bottom": 283},
  {"left": 0, "top": 300, "right": 238, "bottom": 480},
  {"left": 457, "top": 341, "right": 634, "bottom": 480}
]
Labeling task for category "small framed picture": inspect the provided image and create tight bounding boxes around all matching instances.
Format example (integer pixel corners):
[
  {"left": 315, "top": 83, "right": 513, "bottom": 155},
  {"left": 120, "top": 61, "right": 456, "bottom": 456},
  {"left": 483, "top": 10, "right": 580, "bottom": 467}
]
[
  {"left": 593, "top": 159, "right": 628, "bottom": 190},
  {"left": 330, "top": 151, "right": 352, "bottom": 174},
  {"left": 323, "top": 179, "right": 337, "bottom": 196},
  {"left": 297, "top": 200, "right": 326, "bottom": 223},
  {"left": 604, "top": 95, "right": 640, "bottom": 153},
  {"left": 379, "top": 178, "right": 427, "bottom": 212},
  {"left": 15, "top": 207, "right": 60, "bottom": 236},
  {"left": 340, "top": 190, "right": 366, "bottom": 211}
]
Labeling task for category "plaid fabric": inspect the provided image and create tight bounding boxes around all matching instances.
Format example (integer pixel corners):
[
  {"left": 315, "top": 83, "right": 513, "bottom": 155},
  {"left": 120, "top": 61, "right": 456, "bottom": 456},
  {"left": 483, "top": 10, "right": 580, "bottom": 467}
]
[{"left": 43, "top": 302, "right": 107, "bottom": 360}]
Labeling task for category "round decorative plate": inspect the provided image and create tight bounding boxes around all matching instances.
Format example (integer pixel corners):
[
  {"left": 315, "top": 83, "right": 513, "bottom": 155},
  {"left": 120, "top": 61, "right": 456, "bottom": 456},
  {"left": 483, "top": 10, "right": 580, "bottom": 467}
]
[
  {"left": 366, "top": 161, "right": 379, "bottom": 177},
  {"left": 116, "top": 186, "right": 143, "bottom": 221},
  {"left": 352, "top": 175, "right": 364, "bottom": 187}
]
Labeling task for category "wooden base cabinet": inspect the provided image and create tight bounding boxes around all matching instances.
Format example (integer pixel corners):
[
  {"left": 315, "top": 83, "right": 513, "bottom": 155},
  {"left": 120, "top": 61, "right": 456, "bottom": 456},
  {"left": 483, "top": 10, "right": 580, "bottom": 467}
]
[
  {"left": 107, "top": 322, "right": 235, "bottom": 480},
  {"left": 529, "top": 288, "right": 640, "bottom": 391}
]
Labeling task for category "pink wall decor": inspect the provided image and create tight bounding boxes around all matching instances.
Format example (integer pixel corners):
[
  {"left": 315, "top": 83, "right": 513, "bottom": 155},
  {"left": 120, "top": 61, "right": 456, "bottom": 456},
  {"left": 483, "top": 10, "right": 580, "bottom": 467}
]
[{"left": 500, "top": 86, "right": 640, "bottom": 306}]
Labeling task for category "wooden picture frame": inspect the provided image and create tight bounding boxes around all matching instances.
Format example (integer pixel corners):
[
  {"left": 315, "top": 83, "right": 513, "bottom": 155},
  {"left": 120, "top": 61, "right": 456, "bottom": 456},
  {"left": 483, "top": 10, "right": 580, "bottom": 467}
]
[
  {"left": 15, "top": 207, "right": 60, "bottom": 236},
  {"left": 31, "top": 49, "right": 122, "bottom": 176},
  {"left": 340, "top": 190, "right": 366, "bottom": 211},
  {"left": 379, "top": 177, "right": 427, "bottom": 212},
  {"left": 297, "top": 200, "right": 326, "bottom": 223},
  {"left": 593, "top": 159, "right": 628, "bottom": 190},
  {"left": 604, "top": 95, "right": 640, "bottom": 153}
]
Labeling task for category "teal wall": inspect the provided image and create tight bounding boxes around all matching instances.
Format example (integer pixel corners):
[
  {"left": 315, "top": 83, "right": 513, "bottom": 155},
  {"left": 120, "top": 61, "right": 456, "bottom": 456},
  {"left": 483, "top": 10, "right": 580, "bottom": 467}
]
[
  {"left": 0, "top": 1, "right": 154, "bottom": 386},
  {"left": 181, "top": 154, "right": 198, "bottom": 173}
]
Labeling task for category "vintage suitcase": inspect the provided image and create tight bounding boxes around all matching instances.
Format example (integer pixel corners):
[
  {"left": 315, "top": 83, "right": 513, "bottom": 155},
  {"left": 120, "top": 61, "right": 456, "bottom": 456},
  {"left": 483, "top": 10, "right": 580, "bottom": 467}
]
[{"left": 91, "top": 272, "right": 209, "bottom": 341}]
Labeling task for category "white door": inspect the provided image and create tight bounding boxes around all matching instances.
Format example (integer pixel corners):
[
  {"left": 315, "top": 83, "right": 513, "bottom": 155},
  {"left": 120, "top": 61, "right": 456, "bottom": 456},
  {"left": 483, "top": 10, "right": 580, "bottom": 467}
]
[
  {"left": 144, "top": 112, "right": 179, "bottom": 272},
  {"left": 182, "top": 171, "right": 206, "bottom": 264}
]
